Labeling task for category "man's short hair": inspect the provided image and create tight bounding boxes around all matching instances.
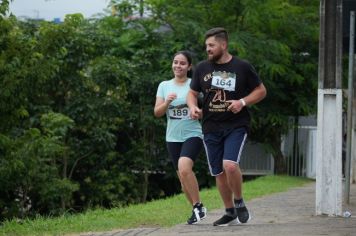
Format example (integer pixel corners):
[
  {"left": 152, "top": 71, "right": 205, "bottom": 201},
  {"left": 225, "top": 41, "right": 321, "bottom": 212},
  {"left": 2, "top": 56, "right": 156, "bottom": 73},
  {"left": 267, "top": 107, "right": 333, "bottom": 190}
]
[{"left": 205, "top": 27, "right": 228, "bottom": 42}]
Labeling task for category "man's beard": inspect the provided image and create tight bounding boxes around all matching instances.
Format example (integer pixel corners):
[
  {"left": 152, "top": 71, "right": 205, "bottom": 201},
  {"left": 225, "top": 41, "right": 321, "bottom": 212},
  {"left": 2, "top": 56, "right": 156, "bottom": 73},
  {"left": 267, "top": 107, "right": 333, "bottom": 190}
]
[{"left": 207, "top": 50, "right": 223, "bottom": 62}]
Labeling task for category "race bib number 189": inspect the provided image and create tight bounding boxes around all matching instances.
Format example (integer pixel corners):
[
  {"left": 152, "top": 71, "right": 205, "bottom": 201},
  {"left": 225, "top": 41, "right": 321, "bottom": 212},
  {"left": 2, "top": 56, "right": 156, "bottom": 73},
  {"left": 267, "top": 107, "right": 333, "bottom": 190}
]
[{"left": 168, "top": 106, "right": 190, "bottom": 120}]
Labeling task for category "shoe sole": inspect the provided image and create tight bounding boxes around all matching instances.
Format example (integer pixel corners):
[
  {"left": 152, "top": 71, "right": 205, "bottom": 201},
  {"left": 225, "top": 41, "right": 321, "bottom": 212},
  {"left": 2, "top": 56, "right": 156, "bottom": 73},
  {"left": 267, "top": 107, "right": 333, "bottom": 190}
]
[
  {"left": 189, "top": 215, "right": 207, "bottom": 225},
  {"left": 236, "top": 214, "right": 252, "bottom": 224},
  {"left": 213, "top": 218, "right": 239, "bottom": 227},
  {"left": 214, "top": 215, "right": 252, "bottom": 226}
]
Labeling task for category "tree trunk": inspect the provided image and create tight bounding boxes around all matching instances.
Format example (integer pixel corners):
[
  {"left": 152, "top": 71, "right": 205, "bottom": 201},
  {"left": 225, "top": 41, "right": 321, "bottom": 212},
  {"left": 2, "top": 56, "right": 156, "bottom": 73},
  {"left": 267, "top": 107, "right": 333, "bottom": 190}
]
[
  {"left": 271, "top": 129, "right": 287, "bottom": 174},
  {"left": 140, "top": 103, "right": 149, "bottom": 203},
  {"left": 61, "top": 148, "right": 68, "bottom": 210},
  {"left": 141, "top": 168, "right": 149, "bottom": 203}
]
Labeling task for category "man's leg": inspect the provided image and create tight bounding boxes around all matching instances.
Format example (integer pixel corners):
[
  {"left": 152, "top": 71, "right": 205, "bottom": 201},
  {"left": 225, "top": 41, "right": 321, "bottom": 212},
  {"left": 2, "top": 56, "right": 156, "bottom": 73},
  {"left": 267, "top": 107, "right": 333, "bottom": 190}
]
[
  {"left": 212, "top": 172, "right": 238, "bottom": 226},
  {"left": 215, "top": 171, "right": 234, "bottom": 208},
  {"left": 223, "top": 128, "right": 250, "bottom": 223},
  {"left": 223, "top": 161, "right": 243, "bottom": 200},
  {"left": 203, "top": 132, "right": 237, "bottom": 226}
]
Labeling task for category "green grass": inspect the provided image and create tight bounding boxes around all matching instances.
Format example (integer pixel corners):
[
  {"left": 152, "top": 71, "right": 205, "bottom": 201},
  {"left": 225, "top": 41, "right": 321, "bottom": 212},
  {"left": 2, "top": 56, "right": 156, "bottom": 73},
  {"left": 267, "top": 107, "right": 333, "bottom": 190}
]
[{"left": 0, "top": 175, "right": 313, "bottom": 236}]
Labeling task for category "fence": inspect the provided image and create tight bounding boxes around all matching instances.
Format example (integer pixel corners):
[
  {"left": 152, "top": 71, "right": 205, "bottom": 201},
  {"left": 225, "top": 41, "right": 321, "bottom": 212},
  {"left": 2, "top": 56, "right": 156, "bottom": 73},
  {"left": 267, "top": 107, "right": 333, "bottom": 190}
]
[
  {"left": 240, "top": 141, "right": 274, "bottom": 176},
  {"left": 282, "top": 116, "right": 317, "bottom": 179}
]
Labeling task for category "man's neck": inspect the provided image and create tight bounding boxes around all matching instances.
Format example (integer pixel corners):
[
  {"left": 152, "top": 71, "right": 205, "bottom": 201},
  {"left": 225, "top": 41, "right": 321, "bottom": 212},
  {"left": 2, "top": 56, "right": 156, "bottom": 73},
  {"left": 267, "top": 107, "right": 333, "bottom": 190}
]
[{"left": 215, "top": 52, "right": 232, "bottom": 64}]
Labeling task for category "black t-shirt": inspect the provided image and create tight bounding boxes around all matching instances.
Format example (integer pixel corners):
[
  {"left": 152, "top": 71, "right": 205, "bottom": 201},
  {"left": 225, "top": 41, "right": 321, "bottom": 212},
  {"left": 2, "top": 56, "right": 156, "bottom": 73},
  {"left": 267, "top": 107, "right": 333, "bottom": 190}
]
[{"left": 190, "top": 56, "right": 262, "bottom": 133}]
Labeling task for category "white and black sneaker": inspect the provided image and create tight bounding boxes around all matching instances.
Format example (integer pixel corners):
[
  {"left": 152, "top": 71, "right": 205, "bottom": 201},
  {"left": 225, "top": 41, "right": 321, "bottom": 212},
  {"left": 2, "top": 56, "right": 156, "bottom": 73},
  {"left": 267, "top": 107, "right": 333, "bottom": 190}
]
[{"left": 187, "top": 203, "right": 207, "bottom": 224}]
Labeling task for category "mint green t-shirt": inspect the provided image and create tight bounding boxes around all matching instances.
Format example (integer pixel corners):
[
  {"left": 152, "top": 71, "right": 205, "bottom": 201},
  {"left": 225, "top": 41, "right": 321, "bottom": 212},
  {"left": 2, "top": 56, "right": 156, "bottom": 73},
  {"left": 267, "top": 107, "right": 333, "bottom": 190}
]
[{"left": 156, "top": 78, "right": 203, "bottom": 142}]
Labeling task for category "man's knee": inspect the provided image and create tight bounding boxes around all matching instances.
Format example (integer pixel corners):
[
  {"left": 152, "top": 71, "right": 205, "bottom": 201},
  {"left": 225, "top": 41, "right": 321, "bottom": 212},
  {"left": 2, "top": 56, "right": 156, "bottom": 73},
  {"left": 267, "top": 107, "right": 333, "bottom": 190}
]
[{"left": 223, "top": 161, "right": 239, "bottom": 174}]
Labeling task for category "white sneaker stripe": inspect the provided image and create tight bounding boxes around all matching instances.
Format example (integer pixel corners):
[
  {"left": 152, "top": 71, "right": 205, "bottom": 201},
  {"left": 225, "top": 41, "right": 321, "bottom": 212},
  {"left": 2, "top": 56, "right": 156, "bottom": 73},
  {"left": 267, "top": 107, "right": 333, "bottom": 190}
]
[{"left": 194, "top": 208, "right": 201, "bottom": 221}]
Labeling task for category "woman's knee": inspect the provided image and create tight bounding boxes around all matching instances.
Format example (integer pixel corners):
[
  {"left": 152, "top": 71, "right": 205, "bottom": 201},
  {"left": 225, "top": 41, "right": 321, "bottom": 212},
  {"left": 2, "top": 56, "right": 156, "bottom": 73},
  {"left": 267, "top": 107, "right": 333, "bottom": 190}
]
[
  {"left": 179, "top": 166, "right": 193, "bottom": 177},
  {"left": 178, "top": 157, "right": 193, "bottom": 177}
]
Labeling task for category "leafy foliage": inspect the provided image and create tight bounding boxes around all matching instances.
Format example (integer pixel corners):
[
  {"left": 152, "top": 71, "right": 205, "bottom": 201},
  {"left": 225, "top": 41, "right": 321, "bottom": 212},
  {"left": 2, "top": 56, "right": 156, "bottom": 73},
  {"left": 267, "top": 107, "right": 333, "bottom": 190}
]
[
  {"left": 144, "top": 0, "right": 319, "bottom": 173},
  {"left": 0, "top": 0, "right": 319, "bottom": 220}
]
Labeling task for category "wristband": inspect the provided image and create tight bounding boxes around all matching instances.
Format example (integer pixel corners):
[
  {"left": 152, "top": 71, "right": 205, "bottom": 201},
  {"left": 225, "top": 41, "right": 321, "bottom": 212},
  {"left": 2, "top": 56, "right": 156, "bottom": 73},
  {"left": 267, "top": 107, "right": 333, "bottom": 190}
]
[{"left": 240, "top": 98, "right": 246, "bottom": 107}]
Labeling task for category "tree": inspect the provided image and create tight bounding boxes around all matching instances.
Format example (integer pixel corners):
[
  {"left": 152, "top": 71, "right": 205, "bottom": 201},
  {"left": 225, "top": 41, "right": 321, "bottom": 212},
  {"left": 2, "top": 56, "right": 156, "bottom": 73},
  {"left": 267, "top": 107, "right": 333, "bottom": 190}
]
[
  {"left": 0, "top": 12, "right": 141, "bottom": 218},
  {"left": 0, "top": 0, "right": 320, "bottom": 221},
  {"left": 145, "top": 0, "right": 320, "bottom": 173}
]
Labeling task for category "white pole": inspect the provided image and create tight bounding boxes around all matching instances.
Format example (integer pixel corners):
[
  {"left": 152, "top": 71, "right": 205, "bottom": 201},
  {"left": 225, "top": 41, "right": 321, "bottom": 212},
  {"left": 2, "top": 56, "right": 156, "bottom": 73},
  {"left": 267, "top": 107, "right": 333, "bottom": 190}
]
[{"left": 316, "top": 0, "right": 343, "bottom": 216}]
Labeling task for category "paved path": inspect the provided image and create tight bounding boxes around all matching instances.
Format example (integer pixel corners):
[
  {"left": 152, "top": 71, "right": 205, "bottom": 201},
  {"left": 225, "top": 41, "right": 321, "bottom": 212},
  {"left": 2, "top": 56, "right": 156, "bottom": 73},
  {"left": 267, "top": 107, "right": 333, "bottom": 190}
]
[{"left": 81, "top": 182, "right": 356, "bottom": 236}]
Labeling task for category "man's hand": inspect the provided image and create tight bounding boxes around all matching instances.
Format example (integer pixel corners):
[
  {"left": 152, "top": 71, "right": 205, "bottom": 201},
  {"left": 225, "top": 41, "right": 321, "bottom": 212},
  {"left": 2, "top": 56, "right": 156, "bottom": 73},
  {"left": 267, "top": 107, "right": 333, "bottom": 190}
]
[
  {"left": 190, "top": 106, "right": 202, "bottom": 120},
  {"left": 226, "top": 99, "right": 244, "bottom": 114}
]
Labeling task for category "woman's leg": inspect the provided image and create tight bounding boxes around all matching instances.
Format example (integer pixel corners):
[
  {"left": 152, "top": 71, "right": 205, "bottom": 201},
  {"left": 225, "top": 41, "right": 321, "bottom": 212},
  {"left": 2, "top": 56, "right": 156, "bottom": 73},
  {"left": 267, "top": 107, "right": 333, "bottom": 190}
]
[{"left": 178, "top": 157, "right": 200, "bottom": 205}]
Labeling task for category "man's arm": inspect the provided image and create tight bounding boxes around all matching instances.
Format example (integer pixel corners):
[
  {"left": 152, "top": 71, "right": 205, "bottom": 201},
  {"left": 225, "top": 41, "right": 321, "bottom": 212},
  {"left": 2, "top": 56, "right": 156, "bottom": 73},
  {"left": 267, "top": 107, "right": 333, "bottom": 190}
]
[
  {"left": 243, "top": 83, "right": 267, "bottom": 106},
  {"left": 227, "top": 83, "right": 267, "bottom": 114},
  {"left": 187, "top": 89, "right": 202, "bottom": 120}
]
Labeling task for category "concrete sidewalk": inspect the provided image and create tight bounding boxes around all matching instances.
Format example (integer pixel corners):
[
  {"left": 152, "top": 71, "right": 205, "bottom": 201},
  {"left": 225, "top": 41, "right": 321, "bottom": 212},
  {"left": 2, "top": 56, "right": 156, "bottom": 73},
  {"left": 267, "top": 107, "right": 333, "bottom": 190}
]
[{"left": 81, "top": 182, "right": 356, "bottom": 236}]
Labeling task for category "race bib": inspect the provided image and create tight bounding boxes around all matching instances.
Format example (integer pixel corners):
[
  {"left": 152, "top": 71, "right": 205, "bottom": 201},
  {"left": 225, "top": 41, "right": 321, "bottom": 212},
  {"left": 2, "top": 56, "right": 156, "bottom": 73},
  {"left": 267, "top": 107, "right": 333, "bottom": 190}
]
[
  {"left": 168, "top": 105, "right": 190, "bottom": 120},
  {"left": 211, "top": 72, "right": 236, "bottom": 91}
]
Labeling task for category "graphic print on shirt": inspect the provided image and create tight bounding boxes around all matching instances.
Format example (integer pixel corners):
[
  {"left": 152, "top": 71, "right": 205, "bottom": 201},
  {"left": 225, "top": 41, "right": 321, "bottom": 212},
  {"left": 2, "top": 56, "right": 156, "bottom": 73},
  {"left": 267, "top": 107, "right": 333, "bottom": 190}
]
[
  {"left": 206, "top": 71, "right": 237, "bottom": 113},
  {"left": 168, "top": 104, "right": 190, "bottom": 120}
]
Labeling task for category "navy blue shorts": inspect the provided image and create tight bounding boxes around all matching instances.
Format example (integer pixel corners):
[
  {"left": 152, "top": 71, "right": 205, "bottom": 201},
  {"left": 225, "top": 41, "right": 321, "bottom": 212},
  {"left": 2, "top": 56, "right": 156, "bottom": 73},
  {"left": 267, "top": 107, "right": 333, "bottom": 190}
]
[
  {"left": 203, "top": 127, "right": 247, "bottom": 176},
  {"left": 166, "top": 137, "right": 203, "bottom": 170}
]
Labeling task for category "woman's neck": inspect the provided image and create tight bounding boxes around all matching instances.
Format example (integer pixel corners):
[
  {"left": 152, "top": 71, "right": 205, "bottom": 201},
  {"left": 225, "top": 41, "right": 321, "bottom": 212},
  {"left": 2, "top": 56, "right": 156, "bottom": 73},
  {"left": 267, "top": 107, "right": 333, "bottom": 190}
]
[{"left": 174, "top": 76, "right": 188, "bottom": 85}]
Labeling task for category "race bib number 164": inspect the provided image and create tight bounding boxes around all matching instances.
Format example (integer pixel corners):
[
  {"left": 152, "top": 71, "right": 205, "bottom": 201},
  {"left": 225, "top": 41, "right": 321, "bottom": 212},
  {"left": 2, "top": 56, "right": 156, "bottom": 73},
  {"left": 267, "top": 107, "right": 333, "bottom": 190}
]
[{"left": 211, "top": 74, "right": 236, "bottom": 91}]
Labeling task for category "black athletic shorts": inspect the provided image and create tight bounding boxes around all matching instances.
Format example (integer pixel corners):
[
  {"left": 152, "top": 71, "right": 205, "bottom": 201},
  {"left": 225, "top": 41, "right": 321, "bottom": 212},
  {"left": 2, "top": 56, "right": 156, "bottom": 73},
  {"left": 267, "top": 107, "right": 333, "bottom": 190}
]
[{"left": 166, "top": 137, "right": 203, "bottom": 170}]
